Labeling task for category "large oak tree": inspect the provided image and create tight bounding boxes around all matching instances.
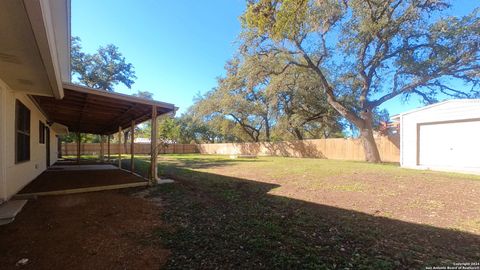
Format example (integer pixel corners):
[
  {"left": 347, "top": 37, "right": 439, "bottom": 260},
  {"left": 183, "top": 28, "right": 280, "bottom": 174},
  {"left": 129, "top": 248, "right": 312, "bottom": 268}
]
[
  {"left": 242, "top": 0, "right": 480, "bottom": 162},
  {"left": 71, "top": 36, "right": 136, "bottom": 92}
]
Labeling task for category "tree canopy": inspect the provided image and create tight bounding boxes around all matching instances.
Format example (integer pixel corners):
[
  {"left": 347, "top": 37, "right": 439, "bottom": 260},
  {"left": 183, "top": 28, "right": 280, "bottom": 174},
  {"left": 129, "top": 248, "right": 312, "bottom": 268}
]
[
  {"left": 190, "top": 53, "right": 347, "bottom": 143},
  {"left": 240, "top": 0, "right": 479, "bottom": 162},
  {"left": 71, "top": 36, "right": 137, "bottom": 92}
]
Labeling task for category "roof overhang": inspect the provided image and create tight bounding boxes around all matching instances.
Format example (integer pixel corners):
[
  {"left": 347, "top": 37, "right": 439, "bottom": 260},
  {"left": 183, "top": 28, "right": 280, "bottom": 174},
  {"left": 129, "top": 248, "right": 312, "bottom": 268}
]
[
  {"left": 394, "top": 99, "right": 480, "bottom": 118},
  {"left": 390, "top": 114, "right": 400, "bottom": 123},
  {"left": 0, "top": 0, "right": 70, "bottom": 99},
  {"left": 32, "top": 83, "right": 176, "bottom": 135}
]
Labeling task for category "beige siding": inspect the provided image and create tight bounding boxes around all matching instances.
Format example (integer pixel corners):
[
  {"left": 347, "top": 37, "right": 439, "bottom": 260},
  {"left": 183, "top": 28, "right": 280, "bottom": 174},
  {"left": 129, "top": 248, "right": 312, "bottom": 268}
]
[
  {"left": 1, "top": 79, "right": 58, "bottom": 200},
  {"left": 400, "top": 100, "right": 480, "bottom": 173}
]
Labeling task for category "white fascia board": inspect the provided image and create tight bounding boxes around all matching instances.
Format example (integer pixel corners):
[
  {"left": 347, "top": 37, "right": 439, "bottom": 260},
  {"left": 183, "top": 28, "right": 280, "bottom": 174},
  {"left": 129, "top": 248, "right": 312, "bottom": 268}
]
[
  {"left": 24, "top": 0, "right": 67, "bottom": 99},
  {"left": 397, "top": 99, "right": 480, "bottom": 117}
]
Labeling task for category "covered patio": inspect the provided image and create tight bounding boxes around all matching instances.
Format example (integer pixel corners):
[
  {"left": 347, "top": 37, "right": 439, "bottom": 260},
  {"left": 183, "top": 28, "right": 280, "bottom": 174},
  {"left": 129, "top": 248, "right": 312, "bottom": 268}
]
[{"left": 27, "top": 82, "right": 176, "bottom": 193}]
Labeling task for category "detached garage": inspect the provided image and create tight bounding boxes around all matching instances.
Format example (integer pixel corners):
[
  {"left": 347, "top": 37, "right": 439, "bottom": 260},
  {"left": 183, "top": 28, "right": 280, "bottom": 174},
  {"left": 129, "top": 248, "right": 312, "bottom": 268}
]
[{"left": 393, "top": 99, "right": 480, "bottom": 174}]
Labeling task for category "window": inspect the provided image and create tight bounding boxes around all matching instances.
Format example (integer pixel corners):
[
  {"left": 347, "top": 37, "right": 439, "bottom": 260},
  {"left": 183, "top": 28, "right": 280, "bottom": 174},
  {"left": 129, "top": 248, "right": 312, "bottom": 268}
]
[
  {"left": 16, "top": 100, "right": 30, "bottom": 163},
  {"left": 39, "top": 121, "right": 45, "bottom": 144}
]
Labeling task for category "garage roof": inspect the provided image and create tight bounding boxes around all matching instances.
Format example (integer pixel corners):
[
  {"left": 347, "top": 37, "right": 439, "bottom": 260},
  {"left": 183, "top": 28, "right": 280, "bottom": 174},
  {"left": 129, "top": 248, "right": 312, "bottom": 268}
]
[
  {"left": 391, "top": 99, "right": 480, "bottom": 122},
  {"left": 32, "top": 83, "right": 176, "bottom": 135}
]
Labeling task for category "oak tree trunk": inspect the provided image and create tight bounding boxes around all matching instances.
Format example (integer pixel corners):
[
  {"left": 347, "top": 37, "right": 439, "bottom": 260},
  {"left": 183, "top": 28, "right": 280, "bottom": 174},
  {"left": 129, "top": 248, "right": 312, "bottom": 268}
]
[
  {"left": 344, "top": 109, "right": 382, "bottom": 163},
  {"left": 356, "top": 109, "right": 382, "bottom": 162},
  {"left": 313, "top": 75, "right": 382, "bottom": 162},
  {"left": 359, "top": 127, "right": 381, "bottom": 163}
]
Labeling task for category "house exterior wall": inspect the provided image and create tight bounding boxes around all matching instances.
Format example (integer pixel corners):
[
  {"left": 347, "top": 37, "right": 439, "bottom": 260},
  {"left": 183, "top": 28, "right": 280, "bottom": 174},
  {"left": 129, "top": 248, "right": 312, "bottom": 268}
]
[
  {"left": 0, "top": 78, "right": 58, "bottom": 201},
  {"left": 400, "top": 100, "right": 480, "bottom": 173}
]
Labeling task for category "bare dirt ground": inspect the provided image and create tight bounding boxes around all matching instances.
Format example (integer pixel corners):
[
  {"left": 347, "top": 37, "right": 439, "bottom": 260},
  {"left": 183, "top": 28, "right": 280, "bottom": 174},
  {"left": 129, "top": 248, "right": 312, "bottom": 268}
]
[{"left": 0, "top": 190, "right": 168, "bottom": 270}]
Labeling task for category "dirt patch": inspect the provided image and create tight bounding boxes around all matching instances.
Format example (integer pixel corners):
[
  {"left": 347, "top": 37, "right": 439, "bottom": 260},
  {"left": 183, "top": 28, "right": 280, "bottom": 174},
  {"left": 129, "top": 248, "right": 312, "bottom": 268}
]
[{"left": 0, "top": 190, "right": 169, "bottom": 270}]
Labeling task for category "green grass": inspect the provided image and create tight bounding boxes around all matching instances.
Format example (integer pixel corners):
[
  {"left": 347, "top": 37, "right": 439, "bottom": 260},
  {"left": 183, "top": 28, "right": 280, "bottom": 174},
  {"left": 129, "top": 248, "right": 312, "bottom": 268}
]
[
  {"left": 63, "top": 153, "right": 480, "bottom": 182},
  {"left": 157, "top": 154, "right": 480, "bottom": 181}
]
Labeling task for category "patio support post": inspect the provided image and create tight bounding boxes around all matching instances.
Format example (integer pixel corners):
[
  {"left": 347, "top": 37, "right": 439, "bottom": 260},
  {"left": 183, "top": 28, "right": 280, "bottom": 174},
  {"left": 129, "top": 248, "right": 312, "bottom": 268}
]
[
  {"left": 107, "top": 135, "right": 111, "bottom": 161},
  {"left": 118, "top": 127, "right": 122, "bottom": 169},
  {"left": 150, "top": 106, "right": 158, "bottom": 185},
  {"left": 131, "top": 120, "right": 135, "bottom": 173},
  {"left": 100, "top": 135, "right": 104, "bottom": 162},
  {"left": 76, "top": 132, "right": 81, "bottom": 164}
]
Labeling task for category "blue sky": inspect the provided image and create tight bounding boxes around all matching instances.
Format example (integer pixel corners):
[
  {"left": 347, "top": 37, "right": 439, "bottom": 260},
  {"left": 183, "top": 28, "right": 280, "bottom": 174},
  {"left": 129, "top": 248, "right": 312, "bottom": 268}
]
[{"left": 72, "top": 0, "right": 477, "bottom": 116}]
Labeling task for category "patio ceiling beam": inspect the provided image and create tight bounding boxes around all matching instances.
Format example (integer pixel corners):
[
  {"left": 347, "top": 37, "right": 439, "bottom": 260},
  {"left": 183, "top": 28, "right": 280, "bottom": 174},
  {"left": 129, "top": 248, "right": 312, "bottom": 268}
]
[
  {"left": 36, "top": 104, "right": 123, "bottom": 116},
  {"left": 101, "top": 104, "right": 138, "bottom": 134},
  {"left": 103, "top": 111, "right": 152, "bottom": 136},
  {"left": 76, "top": 93, "right": 90, "bottom": 131},
  {"left": 41, "top": 104, "right": 128, "bottom": 115}
]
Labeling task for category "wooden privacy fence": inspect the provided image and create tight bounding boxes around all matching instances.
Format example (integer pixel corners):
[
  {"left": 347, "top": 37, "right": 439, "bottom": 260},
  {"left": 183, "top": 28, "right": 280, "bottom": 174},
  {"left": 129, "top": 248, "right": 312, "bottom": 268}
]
[
  {"left": 62, "top": 143, "right": 199, "bottom": 156},
  {"left": 197, "top": 136, "right": 400, "bottom": 162},
  {"left": 62, "top": 136, "right": 400, "bottom": 162}
]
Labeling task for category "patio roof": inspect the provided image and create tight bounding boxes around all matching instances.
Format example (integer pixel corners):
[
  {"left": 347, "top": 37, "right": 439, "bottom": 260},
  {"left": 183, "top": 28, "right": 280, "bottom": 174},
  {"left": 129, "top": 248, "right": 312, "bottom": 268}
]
[{"left": 32, "top": 82, "right": 176, "bottom": 135}]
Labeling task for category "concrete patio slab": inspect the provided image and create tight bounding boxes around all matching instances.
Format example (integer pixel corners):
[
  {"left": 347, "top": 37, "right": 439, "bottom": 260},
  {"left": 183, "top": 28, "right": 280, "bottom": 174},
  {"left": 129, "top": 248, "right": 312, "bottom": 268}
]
[{"left": 17, "top": 165, "right": 147, "bottom": 195}]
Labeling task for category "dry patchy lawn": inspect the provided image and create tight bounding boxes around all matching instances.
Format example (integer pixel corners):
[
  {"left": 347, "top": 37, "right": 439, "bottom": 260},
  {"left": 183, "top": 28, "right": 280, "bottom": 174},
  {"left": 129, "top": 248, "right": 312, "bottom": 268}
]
[{"left": 146, "top": 154, "right": 480, "bottom": 269}]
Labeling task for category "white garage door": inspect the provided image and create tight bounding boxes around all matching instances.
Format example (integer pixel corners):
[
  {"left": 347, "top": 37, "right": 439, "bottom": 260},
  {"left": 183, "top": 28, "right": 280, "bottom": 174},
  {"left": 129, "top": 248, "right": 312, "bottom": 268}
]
[{"left": 419, "top": 120, "right": 480, "bottom": 169}]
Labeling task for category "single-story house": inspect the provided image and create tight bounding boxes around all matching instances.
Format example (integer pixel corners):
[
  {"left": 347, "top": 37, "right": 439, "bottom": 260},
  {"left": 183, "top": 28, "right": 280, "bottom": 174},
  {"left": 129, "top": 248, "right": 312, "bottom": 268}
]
[
  {"left": 391, "top": 99, "right": 480, "bottom": 174},
  {"left": 0, "top": 0, "right": 175, "bottom": 204}
]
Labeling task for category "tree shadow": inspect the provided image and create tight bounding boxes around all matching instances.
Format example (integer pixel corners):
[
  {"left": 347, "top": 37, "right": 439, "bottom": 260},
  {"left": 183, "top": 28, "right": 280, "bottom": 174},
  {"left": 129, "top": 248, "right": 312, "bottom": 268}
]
[
  {"left": 149, "top": 167, "right": 480, "bottom": 269},
  {"left": 264, "top": 140, "right": 326, "bottom": 158},
  {"left": 387, "top": 134, "right": 400, "bottom": 149},
  {"left": 233, "top": 140, "right": 326, "bottom": 158}
]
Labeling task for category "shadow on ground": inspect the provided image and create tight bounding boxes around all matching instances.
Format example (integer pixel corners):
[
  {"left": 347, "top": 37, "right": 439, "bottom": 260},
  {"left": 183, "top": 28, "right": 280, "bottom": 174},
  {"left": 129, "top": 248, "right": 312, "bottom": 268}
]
[{"left": 144, "top": 164, "right": 480, "bottom": 269}]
